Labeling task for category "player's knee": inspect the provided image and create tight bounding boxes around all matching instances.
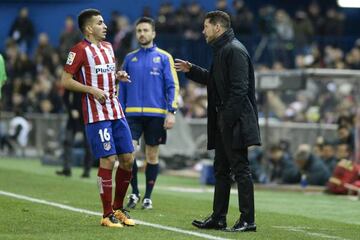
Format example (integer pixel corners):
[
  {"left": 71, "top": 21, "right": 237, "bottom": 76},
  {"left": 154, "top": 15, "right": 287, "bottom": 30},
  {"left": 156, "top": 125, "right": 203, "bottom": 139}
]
[
  {"left": 146, "top": 155, "right": 158, "bottom": 164},
  {"left": 146, "top": 152, "right": 159, "bottom": 164},
  {"left": 118, "top": 153, "right": 134, "bottom": 170},
  {"left": 146, "top": 146, "right": 159, "bottom": 164},
  {"left": 99, "top": 156, "right": 116, "bottom": 169}
]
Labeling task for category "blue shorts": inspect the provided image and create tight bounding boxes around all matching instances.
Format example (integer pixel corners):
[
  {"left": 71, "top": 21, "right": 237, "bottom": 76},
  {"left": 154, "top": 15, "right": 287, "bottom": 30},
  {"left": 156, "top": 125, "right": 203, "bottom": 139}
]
[
  {"left": 85, "top": 118, "right": 134, "bottom": 159},
  {"left": 126, "top": 116, "right": 166, "bottom": 146}
]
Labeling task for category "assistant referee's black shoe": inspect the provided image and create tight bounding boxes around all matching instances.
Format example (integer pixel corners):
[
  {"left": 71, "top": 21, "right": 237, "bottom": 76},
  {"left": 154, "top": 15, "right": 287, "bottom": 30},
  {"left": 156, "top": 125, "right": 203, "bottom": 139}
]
[
  {"left": 224, "top": 220, "right": 256, "bottom": 232},
  {"left": 192, "top": 215, "right": 227, "bottom": 230},
  {"left": 126, "top": 194, "right": 140, "bottom": 209},
  {"left": 81, "top": 172, "right": 90, "bottom": 178},
  {"left": 56, "top": 169, "right": 71, "bottom": 177}
]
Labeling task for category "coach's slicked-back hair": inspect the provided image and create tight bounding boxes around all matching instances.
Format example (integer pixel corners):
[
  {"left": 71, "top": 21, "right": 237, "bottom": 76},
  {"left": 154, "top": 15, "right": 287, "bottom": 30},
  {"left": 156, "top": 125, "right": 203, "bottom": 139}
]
[
  {"left": 205, "top": 10, "right": 231, "bottom": 29},
  {"left": 78, "top": 8, "right": 101, "bottom": 33},
  {"left": 135, "top": 16, "right": 156, "bottom": 31}
]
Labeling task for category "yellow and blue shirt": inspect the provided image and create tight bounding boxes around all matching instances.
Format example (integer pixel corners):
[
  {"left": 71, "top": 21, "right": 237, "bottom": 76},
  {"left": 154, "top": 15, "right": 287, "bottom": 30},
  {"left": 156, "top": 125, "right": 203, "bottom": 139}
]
[{"left": 119, "top": 45, "right": 179, "bottom": 117}]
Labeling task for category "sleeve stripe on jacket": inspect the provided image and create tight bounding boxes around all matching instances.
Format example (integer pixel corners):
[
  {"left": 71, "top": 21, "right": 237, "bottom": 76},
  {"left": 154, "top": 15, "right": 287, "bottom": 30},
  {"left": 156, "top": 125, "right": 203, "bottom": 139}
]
[{"left": 156, "top": 48, "right": 179, "bottom": 109}]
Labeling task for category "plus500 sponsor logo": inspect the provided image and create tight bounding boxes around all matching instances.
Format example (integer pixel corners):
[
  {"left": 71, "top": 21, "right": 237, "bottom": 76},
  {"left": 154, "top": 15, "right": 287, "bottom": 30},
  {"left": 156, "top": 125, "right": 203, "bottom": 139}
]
[{"left": 95, "top": 63, "right": 115, "bottom": 74}]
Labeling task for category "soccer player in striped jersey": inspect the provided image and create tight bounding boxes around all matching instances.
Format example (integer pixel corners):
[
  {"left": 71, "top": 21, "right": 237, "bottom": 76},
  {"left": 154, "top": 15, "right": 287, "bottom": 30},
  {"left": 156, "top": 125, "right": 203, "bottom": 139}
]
[{"left": 61, "top": 8, "right": 135, "bottom": 228}]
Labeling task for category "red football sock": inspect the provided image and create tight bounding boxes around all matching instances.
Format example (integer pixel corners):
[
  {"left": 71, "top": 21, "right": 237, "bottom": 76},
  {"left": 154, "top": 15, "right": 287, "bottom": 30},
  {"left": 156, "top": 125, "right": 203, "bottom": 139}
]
[
  {"left": 97, "top": 168, "right": 113, "bottom": 217},
  {"left": 113, "top": 167, "right": 132, "bottom": 210}
]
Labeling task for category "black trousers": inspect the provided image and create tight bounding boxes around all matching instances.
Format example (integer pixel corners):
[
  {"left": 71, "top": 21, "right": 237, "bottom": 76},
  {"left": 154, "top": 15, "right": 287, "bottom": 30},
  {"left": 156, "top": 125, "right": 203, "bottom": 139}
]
[
  {"left": 212, "top": 112, "right": 255, "bottom": 223},
  {"left": 63, "top": 128, "right": 93, "bottom": 174}
]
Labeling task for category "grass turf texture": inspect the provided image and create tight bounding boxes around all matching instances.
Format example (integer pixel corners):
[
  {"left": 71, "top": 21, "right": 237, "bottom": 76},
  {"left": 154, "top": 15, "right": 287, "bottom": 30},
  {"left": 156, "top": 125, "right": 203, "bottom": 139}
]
[{"left": 0, "top": 158, "right": 359, "bottom": 240}]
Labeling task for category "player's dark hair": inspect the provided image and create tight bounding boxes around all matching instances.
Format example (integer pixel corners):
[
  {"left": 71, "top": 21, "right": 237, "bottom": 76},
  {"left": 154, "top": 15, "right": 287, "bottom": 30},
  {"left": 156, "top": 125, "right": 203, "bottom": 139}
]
[
  {"left": 135, "top": 17, "right": 155, "bottom": 31},
  {"left": 205, "top": 10, "right": 231, "bottom": 29},
  {"left": 78, "top": 8, "right": 101, "bottom": 33}
]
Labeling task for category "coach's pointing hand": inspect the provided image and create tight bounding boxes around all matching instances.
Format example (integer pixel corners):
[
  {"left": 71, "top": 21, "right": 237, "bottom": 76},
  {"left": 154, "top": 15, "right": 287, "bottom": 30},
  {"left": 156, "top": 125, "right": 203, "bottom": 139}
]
[{"left": 174, "top": 59, "right": 192, "bottom": 73}]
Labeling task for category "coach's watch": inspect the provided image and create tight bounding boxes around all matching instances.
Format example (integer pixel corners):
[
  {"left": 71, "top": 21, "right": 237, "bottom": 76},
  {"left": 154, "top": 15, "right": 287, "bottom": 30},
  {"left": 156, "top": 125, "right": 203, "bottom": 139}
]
[{"left": 168, "top": 110, "right": 177, "bottom": 115}]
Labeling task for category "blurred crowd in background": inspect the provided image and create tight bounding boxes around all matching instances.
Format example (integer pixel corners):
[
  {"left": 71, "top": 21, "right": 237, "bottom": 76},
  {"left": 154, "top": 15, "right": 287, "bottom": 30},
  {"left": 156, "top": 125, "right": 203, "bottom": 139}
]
[
  {"left": 249, "top": 120, "right": 354, "bottom": 186},
  {"left": 1, "top": 0, "right": 360, "bottom": 188},
  {"left": 1, "top": 1, "right": 360, "bottom": 121}
]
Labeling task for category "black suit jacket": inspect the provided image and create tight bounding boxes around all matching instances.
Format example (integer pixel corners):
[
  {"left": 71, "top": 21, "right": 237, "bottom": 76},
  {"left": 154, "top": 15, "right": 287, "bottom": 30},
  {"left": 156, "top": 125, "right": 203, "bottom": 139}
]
[{"left": 185, "top": 29, "right": 261, "bottom": 150}]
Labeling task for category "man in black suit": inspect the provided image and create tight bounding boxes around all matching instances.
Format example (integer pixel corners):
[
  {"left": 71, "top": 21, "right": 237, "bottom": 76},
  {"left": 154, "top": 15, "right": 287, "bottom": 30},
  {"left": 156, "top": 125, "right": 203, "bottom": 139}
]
[{"left": 175, "top": 10, "right": 261, "bottom": 232}]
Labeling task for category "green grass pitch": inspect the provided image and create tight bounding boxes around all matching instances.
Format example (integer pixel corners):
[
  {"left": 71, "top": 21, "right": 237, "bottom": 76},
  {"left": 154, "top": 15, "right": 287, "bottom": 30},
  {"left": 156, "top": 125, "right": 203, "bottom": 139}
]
[{"left": 0, "top": 158, "right": 359, "bottom": 240}]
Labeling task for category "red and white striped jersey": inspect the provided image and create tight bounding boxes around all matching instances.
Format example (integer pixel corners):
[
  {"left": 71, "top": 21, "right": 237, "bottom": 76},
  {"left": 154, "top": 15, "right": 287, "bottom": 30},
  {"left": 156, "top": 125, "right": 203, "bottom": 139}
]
[{"left": 64, "top": 39, "right": 124, "bottom": 124}]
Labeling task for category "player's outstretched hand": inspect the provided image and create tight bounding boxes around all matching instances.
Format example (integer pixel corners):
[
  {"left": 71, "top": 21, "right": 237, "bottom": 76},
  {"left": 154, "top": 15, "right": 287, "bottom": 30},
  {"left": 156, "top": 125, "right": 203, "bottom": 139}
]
[
  {"left": 90, "top": 87, "right": 108, "bottom": 104},
  {"left": 116, "top": 70, "right": 131, "bottom": 82},
  {"left": 174, "top": 58, "right": 192, "bottom": 73}
]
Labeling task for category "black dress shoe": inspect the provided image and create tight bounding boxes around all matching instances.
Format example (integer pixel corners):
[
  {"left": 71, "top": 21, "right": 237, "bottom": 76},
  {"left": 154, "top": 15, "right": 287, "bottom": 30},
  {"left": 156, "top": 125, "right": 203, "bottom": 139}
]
[
  {"left": 225, "top": 220, "right": 256, "bottom": 232},
  {"left": 192, "top": 215, "right": 227, "bottom": 230}
]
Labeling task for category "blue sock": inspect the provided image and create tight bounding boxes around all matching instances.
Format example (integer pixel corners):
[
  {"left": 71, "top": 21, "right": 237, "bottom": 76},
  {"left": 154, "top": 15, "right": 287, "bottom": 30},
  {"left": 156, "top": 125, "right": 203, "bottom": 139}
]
[
  {"left": 130, "top": 159, "right": 139, "bottom": 196},
  {"left": 144, "top": 163, "right": 159, "bottom": 199}
]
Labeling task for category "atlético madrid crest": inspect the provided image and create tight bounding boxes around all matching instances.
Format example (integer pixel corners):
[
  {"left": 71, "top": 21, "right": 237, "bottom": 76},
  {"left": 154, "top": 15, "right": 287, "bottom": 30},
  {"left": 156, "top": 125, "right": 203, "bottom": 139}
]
[{"left": 103, "top": 142, "right": 111, "bottom": 151}]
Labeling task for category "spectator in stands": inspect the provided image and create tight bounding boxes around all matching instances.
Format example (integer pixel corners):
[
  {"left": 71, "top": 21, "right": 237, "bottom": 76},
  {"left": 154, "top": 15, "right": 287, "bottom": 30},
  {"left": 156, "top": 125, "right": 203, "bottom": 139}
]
[
  {"left": 258, "top": 5, "right": 276, "bottom": 36},
  {"left": 156, "top": 2, "right": 177, "bottom": 33},
  {"left": 15, "top": 52, "right": 36, "bottom": 78},
  {"left": 257, "top": 4, "right": 277, "bottom": 65},
  {"left": 336, "top": 143, "right": 352, "bottom": 161},
  {"left": 215, "top": 0, "right": 230, "bottom": 14},
  {"left": 274, "top": 9, "right": 294, "bottom": 66},
  {"left": 337, "top": 114, "right": 354, "bottom": 130},
  {"left": 294, "top": 45, "right": 323, "bottom": 69},
  {"left": 27, "top": 69, "right": 63, "bottom": 113},
  {"left": 0, "top": 109, "right": 31, "bottom": 155},
  {"left": 112, "top": 15, "right": 133, "bottom": 64},
  {"left": 231, "top": 0, "right": 253, "bottom": 35},
  {"left": 181, "top": 81, "right": 207, "bottom": 118},
  {"left": 294, "top": 144, "right": 331, "bottom": 186},
  {"left": 312, "top": 136, "right": 325, "bottom": 158},
  {"left": 4, "top": 39, "right": 24, "bottom": 79},
  {"left": 293, "top": 10, "right": 314, "bottom": 55},
  {"left": 321, "top": 142, "right": 338, "bottom": 174},
  {"left": 187, "top": 96, "right": 207, "bottom": 118},
  {"left": 172, "top": 3, "right": 188, "bottom": 34},
  {"left": 141, "top": 6, "right": 152, "bottom": 18},
  {"left": 323, "top": 8, "right": 345, "bottom": 36},
  {"left": 14, "top": 73, "right": 32, "bottom": 106},
  {"left": 183, "top": 2, "right": 204, "bottom": 40},
  {"left": 9, "top": 7, "right": 35, "bottom": 54},
  {"left": 34, "top": 33, "right": 56, "bottom": 74},
  {"left": 336, "top": 125, "right": 355, "bottom": 151},
  {"left": 59, "top": 16, "right": 82, "bottom": 63},
  {"left": 267, "top": 143, "right": 300, "bottom": 184},
  {"left": 323, "top": 45, "right": 344, "bottom": 69},
  {"left": 307, "top": 1, "right": 324, "bottom": 35},
  {"left": 1, "top": 40, "right": 36, "bottom": 112},
  {"left": 346, "top": 47, "right": 360, "bottom": 69},
  {"left": 274, "top": 10, "right": 293, "bottom": 42},
  {"left": 106, "top": 11, "right": 121, "bottom": 42}
]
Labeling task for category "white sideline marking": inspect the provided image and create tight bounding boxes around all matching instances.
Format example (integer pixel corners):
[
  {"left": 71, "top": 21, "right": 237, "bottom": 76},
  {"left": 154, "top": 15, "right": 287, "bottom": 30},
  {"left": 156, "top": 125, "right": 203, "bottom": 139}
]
[
  {"left": 272, "top": 226, "right": 351, "bottom": 240},
  {"left": 0, "top": 190, "right": 231, "bottom": 240}
]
